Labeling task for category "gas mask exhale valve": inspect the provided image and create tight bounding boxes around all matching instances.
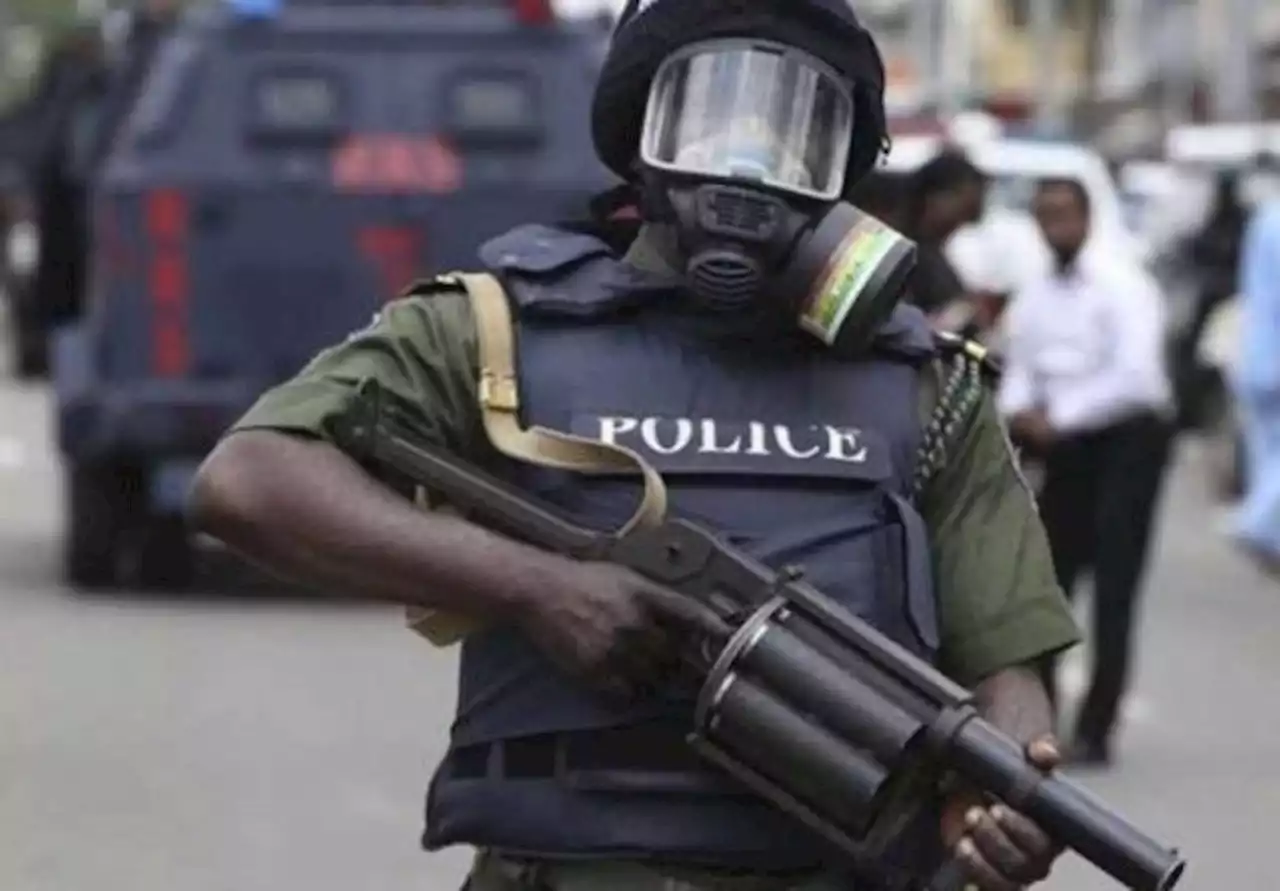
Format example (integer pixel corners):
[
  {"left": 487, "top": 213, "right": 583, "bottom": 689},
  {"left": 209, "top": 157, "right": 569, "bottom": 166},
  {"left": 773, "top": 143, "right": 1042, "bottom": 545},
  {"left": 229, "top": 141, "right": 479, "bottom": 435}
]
[{"left": 670, "top": 183, "right": 797, "bottom": 313}]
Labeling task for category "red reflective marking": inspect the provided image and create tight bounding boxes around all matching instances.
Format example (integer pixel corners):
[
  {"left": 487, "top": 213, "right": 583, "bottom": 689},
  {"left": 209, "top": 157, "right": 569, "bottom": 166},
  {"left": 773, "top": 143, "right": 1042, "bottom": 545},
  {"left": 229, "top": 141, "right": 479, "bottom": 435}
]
[
  {"left": 146, "top": 189, "right": 188, "bottom": 242},
  {"left": 381, "top": 137, "right": 420, "bottom": 191},
  {"left": 331, "top": 134, "right": 463, "bottom": 194},
  {"left": 358, "top": 226, "right": 423, "bottom": 296},
  {"left": 420, "top": 136, "right": 463, "bottom": 194},
  {"left": 154, "top": 321, "right": 189, "bottom": 377},
  {"left": 149, "top": 254, "right": 186, "bottom": 308},
  {"left": 333, "top": 139, "right": 377, "bottom": 190},
  {"left": 146, "top": 188, "right": 190, "bottom": 377},
  {"left": 513, "top": 0, "right": 554, "bottom": 25}
]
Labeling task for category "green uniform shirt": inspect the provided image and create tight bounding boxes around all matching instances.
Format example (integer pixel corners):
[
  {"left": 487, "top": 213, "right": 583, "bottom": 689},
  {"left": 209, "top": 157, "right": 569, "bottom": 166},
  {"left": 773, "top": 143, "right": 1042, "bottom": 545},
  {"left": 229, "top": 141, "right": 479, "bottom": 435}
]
[{"left": 230, "top": 253, "right": 1079, "bottom": 685}]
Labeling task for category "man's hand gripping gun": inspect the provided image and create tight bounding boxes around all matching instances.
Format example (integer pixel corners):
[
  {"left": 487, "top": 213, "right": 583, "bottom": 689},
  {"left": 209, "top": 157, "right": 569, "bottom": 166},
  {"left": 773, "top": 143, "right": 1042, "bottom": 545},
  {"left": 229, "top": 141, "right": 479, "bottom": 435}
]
[{"left": 330, "top": 386, "right": 1186, "bottom": 891}]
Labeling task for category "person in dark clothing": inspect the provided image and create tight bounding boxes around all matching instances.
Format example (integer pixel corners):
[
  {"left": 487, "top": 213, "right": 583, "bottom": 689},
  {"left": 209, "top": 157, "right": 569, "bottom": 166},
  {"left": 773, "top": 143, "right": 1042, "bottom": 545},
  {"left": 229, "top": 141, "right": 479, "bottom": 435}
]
[
  {"left": 901, "top": 149, "right": 988, "bottom": 317},
  {"left": 87, "top": 0, "right": 180, "bottom": 175},
  {"left": 847, "top": 168, "right": 911, "bottom": 228},
  {"left": 26, "top": 26, "right": 109, "bottom": 330},
  {"left": 1170, "top": 168, "right": 1250, "bottom": 429},
  {"left": 0, "top": 106, "right": 35, "bottom": 230}
]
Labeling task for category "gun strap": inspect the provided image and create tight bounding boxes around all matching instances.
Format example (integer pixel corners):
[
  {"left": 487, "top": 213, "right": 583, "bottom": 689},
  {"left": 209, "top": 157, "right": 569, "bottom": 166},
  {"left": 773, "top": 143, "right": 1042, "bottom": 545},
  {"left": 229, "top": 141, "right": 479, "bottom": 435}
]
[{"left": 448, "top": 271, "right": 668, "bottom": 533}]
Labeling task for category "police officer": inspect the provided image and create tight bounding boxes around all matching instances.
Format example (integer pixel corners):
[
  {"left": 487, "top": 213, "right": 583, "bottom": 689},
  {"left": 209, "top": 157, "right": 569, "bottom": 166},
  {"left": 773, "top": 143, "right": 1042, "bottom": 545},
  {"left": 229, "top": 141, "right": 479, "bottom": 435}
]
[{"left": 188, "top": 2, "right": 1080, "bottom": 889}]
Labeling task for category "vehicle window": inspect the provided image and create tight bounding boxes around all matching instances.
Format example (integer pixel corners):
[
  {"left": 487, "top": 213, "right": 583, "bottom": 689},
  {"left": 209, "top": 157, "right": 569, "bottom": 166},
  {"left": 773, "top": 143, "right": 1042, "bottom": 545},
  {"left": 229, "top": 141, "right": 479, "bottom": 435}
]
[
  {"left": 246, "top": 67, "right": 348, "bottom": 142},
  {"left": 130, "top": 35, "right": 202, "bottom": 146},
  {"left": 441, "top": 69, "right": 541, "bottom": 147}
]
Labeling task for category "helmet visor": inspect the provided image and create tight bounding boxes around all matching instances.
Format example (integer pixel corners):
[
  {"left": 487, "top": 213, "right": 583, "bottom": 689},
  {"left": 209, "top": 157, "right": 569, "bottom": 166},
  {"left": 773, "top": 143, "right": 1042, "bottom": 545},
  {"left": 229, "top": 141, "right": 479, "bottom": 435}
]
[{"left": 640, "top": 40, "right": 855, "bottom": 202}]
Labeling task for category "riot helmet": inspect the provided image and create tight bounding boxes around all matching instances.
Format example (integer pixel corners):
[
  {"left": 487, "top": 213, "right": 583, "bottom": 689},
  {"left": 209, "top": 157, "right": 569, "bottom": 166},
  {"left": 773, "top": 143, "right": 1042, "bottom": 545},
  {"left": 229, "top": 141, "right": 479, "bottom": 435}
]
[
  {"left": 592, "top": 0, "right": 888, "bottom": 198},
  {"left": 590, "top": 0, "right": 917, "bottom": 355}
]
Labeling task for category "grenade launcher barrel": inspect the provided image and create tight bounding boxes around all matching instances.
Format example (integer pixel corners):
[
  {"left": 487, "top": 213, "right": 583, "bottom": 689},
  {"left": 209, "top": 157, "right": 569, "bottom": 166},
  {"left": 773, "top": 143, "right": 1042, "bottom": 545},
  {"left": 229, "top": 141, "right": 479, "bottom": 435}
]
[{"left": 330, "top": 387, "right": 1186, "bottom": 891}]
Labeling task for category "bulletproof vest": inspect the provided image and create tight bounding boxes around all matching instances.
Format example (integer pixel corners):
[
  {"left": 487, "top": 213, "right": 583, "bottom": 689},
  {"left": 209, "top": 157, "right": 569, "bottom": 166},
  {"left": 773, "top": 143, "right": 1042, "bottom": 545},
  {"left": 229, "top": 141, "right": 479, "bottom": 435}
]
[{"left": 425, "top": 224, "right": 942, "bottom": 871}]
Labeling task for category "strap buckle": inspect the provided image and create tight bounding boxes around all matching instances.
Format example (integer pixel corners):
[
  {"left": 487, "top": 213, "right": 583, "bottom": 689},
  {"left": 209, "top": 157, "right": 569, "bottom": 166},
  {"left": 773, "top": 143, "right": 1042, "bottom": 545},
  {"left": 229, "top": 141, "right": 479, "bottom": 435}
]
[{"left": 479, "top": 369, "right": 519, "bottom": 413}]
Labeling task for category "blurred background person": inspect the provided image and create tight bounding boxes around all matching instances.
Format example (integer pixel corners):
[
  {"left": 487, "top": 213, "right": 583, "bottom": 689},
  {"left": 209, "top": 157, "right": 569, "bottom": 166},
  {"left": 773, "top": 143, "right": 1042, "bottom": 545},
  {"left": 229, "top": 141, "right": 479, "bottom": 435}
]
[
  {"left": 25, "top": 22, "right": 108, "bottom": 334},
  {"left": 1229, "top": 195, "right": 1280, "bottom": 572},
  {"left": 1169, "top": 169, "right": 1250, "bottom": 430},
  {"left": 998, "top": 178, "right": 1175, "bottom": 767},
  {"left": 847, "top": 167, "right": 911, "bottom": 230},
  {"left": 942, "top": 208, "right": 1052, "bottom": 354},
  {"left": 91, "top": 0, "right": 181, "bottom": 168},
  {"left": 898, "top": 148, "right": 988, "bottom": 321}
]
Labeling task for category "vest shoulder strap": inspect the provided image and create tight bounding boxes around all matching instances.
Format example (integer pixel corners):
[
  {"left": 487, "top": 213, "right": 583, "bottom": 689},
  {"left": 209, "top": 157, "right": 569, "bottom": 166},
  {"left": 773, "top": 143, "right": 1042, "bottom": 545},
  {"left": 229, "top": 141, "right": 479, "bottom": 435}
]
[
  {"left": 440, "top": 270, "right": 669, "bottom": 531},
  {"left": 401, "top": 271, "right": 670, "bottom": 648},
  {"left": 933, "top": 330, "right": 1003, "bottom": 382}
]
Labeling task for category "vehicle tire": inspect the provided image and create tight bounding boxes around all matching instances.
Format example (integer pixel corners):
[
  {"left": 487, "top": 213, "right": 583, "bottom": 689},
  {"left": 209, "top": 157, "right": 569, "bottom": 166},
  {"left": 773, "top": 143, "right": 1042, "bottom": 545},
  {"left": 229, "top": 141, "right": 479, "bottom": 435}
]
[
  {"left": 133, "top": 516, "right": 196, "bottom": 591},
  {"left": 65, "top": 462, "right": 144, "bottom": 590}
]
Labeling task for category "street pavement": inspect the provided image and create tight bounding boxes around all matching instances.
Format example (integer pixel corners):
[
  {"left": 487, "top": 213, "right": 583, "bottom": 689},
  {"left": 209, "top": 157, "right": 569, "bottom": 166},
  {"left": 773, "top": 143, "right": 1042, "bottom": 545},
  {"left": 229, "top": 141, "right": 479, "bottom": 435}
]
[{"left": 1, "top": 333, "right": 1277, "bottom": 890}]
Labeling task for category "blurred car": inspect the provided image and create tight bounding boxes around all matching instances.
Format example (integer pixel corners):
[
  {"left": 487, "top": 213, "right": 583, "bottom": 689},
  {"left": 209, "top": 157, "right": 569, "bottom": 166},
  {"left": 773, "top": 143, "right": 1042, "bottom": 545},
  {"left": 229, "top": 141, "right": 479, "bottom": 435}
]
[{"left": 55, "top": 0, "right": 614, "bottom": 589}]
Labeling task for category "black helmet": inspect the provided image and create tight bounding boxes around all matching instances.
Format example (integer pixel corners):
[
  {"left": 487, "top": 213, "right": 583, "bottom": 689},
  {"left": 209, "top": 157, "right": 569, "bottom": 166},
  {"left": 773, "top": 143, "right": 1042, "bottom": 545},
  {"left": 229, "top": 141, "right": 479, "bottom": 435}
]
[{"left": 591, "top": 0, "right": 887, "bottom": 200}]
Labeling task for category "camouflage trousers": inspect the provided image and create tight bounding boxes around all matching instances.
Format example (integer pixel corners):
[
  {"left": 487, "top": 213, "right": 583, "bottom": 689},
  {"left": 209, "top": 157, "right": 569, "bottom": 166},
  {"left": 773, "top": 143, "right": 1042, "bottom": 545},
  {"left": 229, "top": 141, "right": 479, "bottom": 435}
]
[{"left": 461, "top": 850, "right": 851, "bottom": 891}]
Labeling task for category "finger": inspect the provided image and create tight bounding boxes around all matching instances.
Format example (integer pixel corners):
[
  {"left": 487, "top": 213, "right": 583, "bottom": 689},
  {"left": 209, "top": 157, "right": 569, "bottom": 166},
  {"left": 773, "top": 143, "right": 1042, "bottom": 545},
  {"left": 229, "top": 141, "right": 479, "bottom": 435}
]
[
  {"left": 966, "top": 807, "right": 1046, "bottom": 884},
  {"left": 618, "top": 621, "right": 689, "bottom": 684},
  {"left": 590, "top": 669, "right": 639, "bottom": 702},
  {"left": 1026, "top": 736, "right": 1061, "bottom": 771},
  {"left": 953, "top": 837, "right": 1022, "bottom": 891},
  {"left": 609, "top": 630, "right": 669, "bottom": 686},
  {"left": 991, "top": 804, "right": 1061, "bottom": 860},
  {"left": 640, "top": 586, "right": 729, "bottom": 636},
  {"left": 623, "top": 618, "right": 684, "bottom": 665}
]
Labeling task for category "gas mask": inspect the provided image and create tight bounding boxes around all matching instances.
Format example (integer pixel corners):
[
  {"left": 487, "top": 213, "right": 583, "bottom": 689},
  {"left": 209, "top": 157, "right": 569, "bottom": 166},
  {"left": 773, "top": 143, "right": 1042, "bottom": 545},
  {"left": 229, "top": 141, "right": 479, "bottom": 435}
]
[{"left": 638, "top": 38, "right": 916, "bottom": 351}]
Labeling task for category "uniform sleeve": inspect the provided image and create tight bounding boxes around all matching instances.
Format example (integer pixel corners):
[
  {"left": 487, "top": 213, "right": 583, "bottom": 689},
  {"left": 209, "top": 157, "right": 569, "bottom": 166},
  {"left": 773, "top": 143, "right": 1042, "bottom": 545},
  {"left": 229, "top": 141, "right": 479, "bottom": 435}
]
[
  {"left": 919, "top": 386, "right": 1082, "bottom": 686},
  {"left": 228, "top": 290, "right": 482, "bottom": 455}
]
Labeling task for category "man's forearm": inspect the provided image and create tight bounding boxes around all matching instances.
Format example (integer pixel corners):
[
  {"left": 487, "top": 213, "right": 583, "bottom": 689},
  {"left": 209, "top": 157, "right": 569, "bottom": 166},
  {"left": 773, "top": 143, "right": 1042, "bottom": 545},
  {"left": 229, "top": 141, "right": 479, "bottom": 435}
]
[
  {"left": 188, "top": 430, "right": 556, "bottom": 618},
  {"left": 973, "top": 664, "right": 1055, "bottom": 744}
]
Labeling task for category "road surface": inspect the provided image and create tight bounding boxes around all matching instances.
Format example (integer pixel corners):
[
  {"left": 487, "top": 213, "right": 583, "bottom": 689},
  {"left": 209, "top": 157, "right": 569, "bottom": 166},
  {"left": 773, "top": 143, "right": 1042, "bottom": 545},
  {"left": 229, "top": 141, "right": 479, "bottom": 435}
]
[{"left": 1, "top": 341, "right": 1275, "bottom": 890}]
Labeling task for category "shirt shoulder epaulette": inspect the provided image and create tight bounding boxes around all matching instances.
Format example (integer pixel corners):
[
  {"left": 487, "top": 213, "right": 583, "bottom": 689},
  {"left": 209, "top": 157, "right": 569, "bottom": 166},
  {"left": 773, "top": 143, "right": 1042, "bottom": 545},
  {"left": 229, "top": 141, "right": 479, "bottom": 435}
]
[
  {"left": 400, "top": 275, "right": 467, "bottom": 299},
  {"left": 398, "top": 273, "right": 469, "bottom": 300},
  {"left": 933, "top": 330, "right": 1002, "bottom": 383},
  {"left": 915, "top": 331, "right": 1001, "bottom": 495}
]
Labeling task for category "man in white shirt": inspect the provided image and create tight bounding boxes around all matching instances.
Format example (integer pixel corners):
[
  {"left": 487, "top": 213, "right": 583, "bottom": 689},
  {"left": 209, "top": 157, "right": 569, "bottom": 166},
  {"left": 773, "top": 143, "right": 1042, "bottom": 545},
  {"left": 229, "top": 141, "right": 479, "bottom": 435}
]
[{"left": 998, "top": 179, "right": 1175, "bottom": 767}]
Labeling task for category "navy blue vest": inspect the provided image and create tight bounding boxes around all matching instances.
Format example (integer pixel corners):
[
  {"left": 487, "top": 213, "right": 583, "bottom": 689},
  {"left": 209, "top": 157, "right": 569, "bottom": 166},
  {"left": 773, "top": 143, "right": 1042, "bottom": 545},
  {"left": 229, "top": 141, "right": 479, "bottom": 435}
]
[{"left": 425, "top": 224, "right": 942, "bottom": 872}]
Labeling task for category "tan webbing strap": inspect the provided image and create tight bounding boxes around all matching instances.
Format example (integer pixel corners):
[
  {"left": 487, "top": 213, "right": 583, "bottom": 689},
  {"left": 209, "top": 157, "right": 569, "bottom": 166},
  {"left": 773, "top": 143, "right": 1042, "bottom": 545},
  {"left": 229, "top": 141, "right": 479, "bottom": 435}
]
[
  {"left": 403, "top": 272, "right": 669, "bottom": 648},
  {"left": 454, "top": 271, "right": 669, "bottom": 533}
]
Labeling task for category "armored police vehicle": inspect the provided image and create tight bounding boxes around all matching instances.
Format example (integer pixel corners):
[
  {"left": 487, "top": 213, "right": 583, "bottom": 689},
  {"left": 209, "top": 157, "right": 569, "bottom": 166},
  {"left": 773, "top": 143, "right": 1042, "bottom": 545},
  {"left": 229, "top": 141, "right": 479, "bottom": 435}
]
[{"left": 56, "top": 0, "right": 614, "bottom": 589}]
